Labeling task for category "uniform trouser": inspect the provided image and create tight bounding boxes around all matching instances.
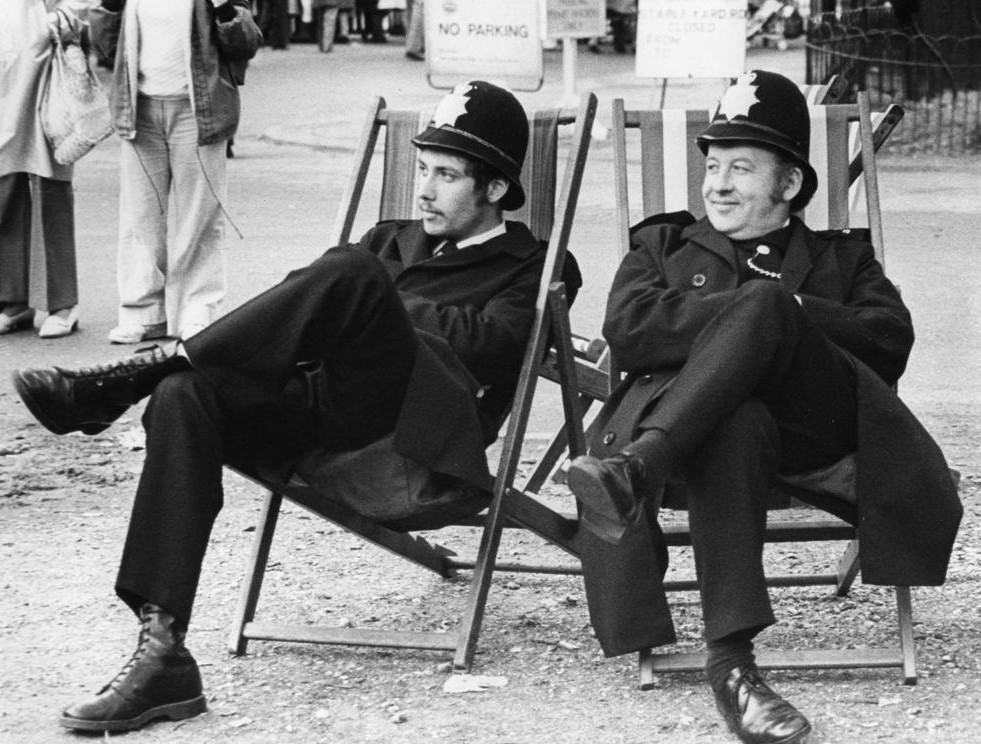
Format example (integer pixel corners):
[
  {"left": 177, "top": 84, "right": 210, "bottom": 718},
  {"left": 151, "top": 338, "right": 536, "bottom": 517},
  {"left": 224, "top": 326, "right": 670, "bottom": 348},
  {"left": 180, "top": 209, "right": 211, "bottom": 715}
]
[
  {"left": 0, "top": 173, "right": 78, "bottom": 312},
  {"left": 115, "top": 248, "right": 419, "bottom": 626},
  {"left": 117, "top": 95, "right": 226, "bottom": 336},
  {"left": 639, "top": 281, "right": 859, "bottom": 642}
]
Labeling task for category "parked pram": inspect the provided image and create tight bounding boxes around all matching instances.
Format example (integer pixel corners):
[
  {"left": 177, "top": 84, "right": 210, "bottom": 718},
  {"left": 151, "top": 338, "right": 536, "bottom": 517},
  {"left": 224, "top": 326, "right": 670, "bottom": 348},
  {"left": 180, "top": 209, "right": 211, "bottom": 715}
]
[{"left": 747, "top": 0, "right": 804, "bottom": 50}]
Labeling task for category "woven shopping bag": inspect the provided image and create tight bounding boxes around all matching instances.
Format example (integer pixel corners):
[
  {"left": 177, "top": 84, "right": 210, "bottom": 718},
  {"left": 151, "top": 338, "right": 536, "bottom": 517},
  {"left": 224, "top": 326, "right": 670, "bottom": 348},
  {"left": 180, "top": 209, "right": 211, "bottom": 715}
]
[{"left": 39, "top": 13, "right": 112, "bottom": 165}]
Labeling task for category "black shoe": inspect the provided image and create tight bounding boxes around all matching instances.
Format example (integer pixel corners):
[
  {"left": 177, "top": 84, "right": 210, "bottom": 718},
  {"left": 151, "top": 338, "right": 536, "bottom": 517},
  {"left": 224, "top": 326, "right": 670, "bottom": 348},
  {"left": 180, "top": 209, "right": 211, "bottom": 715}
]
[
  {"left": 567, "top": 452, "right": 657, "bottom": 544},
  {"left": 12, "top": 343, "right": 182, "bottom": 435},
  {"left": 713, "top": 666, "right": 812, "bottom": 744},
  {"left": 60, "top": 604, "right": 206, "bottom": 732}
]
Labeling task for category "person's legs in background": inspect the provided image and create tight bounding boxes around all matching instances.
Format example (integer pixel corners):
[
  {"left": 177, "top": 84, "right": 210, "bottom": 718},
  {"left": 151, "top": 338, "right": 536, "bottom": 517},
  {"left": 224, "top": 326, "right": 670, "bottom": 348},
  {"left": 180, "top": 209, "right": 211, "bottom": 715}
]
[
  {"left": 260, "top": 0, "right": 291, "bottom": 48},
  {"left": 113, "top": 96, "right": 172, "bottom": 344},
  {"left": 165, "top": 97, "right": 227, "bottom": 340},
  {"left": 358, "top": 0, "right": 386, "bottom": 42},
  {"left": 33, "top": 175, "right": 80, "bottom": 337},
  {"left": 0, "top": 172, "right": 34, "bottom": 333},
  {"left": 405, "top": 0, "right": 424, "bottom": 59}
]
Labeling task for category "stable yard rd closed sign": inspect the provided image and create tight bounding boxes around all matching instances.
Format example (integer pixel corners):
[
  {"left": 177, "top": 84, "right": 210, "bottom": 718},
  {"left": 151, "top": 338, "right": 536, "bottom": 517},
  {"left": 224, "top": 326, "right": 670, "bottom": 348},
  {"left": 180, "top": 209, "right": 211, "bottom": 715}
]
[{"left": 635, "top": 0, "right": 746, "bottom": 79}]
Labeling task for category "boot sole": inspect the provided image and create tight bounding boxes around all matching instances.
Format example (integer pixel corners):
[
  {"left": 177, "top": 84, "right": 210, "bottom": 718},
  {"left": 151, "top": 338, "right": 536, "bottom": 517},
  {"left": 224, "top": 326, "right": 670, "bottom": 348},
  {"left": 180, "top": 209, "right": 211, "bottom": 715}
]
[
  {"left": 724, "top": 718, "right": 812, "bottom": 744},
  {"left": 59, "top": 694, "right": 207, "bottom": 732},
  {"left": 11, "top": 371, "right": 111, "bottom": 436}
]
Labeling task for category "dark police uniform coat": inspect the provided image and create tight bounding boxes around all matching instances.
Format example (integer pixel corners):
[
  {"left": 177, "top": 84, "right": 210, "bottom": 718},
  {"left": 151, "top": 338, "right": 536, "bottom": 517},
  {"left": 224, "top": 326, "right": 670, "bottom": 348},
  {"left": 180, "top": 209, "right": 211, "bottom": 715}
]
[
  {"left": 372, "top": 218, "right": 576, "bottom": 490},
  {"left": 580, "top": 213, "right": 962, "bottom": 656},
  {"left": 190, "top": 218, "right": 580, "bottom": 495},
  {"left": 118, "top": 218, "right": 584, "bottom": 625}
]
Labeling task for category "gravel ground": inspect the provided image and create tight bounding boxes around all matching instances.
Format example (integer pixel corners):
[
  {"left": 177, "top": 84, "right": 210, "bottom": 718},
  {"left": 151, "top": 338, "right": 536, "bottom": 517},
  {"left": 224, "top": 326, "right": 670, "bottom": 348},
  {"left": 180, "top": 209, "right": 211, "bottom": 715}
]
[{"left": 2, "top": 400, "right": 979, "bottom": 743}]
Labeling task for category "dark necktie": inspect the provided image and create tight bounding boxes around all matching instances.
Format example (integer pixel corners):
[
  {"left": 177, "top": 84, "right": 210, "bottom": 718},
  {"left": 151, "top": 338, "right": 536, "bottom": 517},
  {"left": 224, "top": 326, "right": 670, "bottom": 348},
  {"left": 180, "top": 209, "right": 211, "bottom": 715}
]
[{"left": 433, "top": 239, "right": 458, "bottom": 257}]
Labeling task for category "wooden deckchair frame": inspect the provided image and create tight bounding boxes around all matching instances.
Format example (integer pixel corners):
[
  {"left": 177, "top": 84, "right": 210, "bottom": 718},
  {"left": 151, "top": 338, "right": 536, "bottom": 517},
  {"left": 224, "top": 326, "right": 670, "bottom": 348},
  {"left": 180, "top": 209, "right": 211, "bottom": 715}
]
[
  {"left": 226, "top": 92, "right": 598, "bottom": 672},
  {"left": 523, "top": 92, "right": 915, "bottom": 687},
  {"left": 617, "top": 93, "right": 916, "bottom": 685}
]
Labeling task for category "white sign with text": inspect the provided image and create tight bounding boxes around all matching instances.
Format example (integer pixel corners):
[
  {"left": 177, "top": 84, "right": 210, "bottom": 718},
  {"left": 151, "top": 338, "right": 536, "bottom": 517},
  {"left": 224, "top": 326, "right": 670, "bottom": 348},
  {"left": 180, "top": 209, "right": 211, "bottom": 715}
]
[
  {"left": 544, "top": 0, "right": 606, "bottom": 39},
  {"left": 426, "top": 0, "right": 543, "bottom": 91},
  {"left": 635, "top": 0, "right": 746, "bottom": 79}
]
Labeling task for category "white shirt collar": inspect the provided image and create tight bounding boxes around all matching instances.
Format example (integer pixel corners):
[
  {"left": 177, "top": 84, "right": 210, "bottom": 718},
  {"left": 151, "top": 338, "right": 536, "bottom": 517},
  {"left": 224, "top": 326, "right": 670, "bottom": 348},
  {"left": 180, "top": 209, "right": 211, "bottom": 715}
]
[{"left": 456, "top": 221, "right": 507, "bottom": 250}]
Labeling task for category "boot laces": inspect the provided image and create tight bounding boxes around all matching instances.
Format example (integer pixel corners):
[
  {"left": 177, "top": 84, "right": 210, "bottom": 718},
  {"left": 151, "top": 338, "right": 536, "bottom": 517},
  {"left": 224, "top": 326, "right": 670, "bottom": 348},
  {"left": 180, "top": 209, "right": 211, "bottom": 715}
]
[
  {"left": 65, "top": 345, "right": 169, "bottom": 382},
  {"left": 104, "top": 613, "right": 154, "bottom": 693}
]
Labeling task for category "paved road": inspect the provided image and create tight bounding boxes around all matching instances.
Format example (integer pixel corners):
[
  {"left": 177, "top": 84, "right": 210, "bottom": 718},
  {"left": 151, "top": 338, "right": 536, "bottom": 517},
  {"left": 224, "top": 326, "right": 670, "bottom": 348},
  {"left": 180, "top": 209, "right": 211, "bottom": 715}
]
[{"left": 3, "top": 39, "right": 978, "bottom": 474}]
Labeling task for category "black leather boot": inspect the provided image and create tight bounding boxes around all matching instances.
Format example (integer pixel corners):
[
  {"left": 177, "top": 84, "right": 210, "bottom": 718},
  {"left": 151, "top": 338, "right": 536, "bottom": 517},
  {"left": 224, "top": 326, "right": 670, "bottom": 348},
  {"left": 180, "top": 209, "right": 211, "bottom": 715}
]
[
  {"left": 567, "top": 451, "right": 659, "bottom": 544},
  {"left": 567, "top": 429, "right": 673, "bottom": 543},
  {"left": 12, "top": 343, "right": 187, "bottom": 435},
  {"left": 60, "top": 604, "right": 206, "bottom": 732},
  {"left": 713, "top": 665, "right": 811, "bottom": 744}
]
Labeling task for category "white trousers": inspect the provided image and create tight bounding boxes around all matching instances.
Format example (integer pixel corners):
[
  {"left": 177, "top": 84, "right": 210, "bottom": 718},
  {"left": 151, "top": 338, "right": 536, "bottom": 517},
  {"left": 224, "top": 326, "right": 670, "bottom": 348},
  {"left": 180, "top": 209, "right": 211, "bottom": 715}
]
[{"left": 117, "top": 95, "right": 226, "bottom": 335}]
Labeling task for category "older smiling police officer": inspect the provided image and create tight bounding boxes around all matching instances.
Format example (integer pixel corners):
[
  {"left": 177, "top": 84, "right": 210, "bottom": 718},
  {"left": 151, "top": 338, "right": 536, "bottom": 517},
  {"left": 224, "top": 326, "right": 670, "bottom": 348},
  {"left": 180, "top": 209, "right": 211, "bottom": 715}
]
[{"left": 568, "top": 71, "right": 960, "bottom": 744}]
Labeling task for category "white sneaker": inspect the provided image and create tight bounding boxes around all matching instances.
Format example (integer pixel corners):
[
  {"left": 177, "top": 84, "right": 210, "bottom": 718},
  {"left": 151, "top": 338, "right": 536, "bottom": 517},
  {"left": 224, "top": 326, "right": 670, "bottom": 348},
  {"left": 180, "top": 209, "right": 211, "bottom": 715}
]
[
  {"left": 37, "top": 307, "right": 79, "bottom": 338},
  {"left": 108, "top": 321, "right": 169, "bottom": 345}
]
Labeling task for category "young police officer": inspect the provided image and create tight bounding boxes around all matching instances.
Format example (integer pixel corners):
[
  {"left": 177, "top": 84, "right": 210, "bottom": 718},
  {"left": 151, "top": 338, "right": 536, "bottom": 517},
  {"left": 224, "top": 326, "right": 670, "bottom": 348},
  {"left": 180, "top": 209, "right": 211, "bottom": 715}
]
[{"left": 13, "top": 80, "right": 580, "bottom": 733}]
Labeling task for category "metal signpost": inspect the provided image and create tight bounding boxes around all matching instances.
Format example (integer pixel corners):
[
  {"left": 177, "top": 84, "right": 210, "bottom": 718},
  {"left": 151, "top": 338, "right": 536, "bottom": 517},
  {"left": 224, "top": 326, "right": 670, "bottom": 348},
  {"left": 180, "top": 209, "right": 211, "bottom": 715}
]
[
  {"left": 544, "top": 0, "right": 607, "bottom": 107},
  {"left": 635, "top": 0, "right": 746, "bottom": 107}
]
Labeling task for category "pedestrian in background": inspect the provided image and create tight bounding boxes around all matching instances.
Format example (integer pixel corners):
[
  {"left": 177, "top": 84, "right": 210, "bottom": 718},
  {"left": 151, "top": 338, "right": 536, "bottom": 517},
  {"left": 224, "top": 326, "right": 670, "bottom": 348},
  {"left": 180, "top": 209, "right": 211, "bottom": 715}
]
[
  {"left": 404, "top": 0, "right": 424, "bottom": 60},
  {"left": 88, "top": 0, "right": 261, "bottom": 344},
  {"left": 0, "top": 0, "right": 89, "bottom": 339},
  {"left": 258, "top": 0, "right": 290, "bottom": 49},
  {"left": 357, "top": 0, "right": 386, "bottom": 43}
]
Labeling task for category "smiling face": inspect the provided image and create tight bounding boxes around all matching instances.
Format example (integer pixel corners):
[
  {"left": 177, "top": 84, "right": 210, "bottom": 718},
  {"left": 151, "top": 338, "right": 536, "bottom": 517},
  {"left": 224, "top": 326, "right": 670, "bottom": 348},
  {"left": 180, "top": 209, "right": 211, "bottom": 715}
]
[
  {"left": 415, "top": 148, "right": 508, "bottom": 241},
  {"left": 702, "top": 143, "right": 803, "bottom": 240}
]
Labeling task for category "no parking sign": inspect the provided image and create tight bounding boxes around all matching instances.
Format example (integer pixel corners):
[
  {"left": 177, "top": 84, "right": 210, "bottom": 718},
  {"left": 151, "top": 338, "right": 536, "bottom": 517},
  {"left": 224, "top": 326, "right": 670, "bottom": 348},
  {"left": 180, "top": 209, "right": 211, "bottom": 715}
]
[{"left": 426, "top": 0, "right": 543, "bottom": 91}]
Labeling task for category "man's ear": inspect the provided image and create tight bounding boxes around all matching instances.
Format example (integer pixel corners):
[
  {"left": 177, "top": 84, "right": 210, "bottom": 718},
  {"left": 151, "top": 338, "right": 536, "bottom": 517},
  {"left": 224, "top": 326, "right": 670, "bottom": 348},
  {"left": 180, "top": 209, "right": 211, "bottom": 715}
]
[
  {"left": 782, "top": 165, "right": 804, "bottom": 203},
  {"left": 485, "top": 178, "right": 510, "bottom": 205}
]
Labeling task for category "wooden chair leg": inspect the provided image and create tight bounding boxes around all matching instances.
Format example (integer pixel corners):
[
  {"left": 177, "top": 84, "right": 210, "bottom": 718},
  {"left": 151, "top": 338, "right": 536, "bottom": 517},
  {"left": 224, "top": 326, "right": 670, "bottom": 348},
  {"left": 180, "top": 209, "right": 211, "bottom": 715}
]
[
  {"left": 638, "top": 648, "right": 657, "bottom": 691},
  {"left": 835, "top": 539, "right": 861, "bottom": 596},
  {"left": 895, "top": 586, "right": 917, "bottom": 685},
  {"left": 452, "top": 481, "right": 509, "bottom": 672},
  {"left": 228, "top": 490, "right": 283, "bottom": 655}
]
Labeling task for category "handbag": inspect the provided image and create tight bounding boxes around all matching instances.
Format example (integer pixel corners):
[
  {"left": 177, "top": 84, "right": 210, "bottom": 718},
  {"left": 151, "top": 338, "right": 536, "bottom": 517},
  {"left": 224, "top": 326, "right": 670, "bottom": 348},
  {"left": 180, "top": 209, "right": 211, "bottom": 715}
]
[{"left": 39, "top": 10, "right": 112, "bottom": 166}]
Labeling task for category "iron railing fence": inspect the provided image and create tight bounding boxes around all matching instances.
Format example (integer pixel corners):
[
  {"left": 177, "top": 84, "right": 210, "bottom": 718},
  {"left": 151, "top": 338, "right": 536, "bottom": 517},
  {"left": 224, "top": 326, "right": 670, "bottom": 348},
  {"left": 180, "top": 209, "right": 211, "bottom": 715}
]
[{"left": 806, "top": 10, "right": 981, "bottom": 154}]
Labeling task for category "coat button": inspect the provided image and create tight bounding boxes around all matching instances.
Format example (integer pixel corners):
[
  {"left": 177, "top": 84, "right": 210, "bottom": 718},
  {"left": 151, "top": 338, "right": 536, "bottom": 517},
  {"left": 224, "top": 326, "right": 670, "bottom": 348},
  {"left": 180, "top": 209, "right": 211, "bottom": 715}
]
[
  {"left": 603, "top": 432, "right": 616, "bottom": 446},
  {"left": 691, "top": 273, "right": 706, "bottom": 287},
  {"left": 637, "top": 374, "right": 653, "bottom": 385}
]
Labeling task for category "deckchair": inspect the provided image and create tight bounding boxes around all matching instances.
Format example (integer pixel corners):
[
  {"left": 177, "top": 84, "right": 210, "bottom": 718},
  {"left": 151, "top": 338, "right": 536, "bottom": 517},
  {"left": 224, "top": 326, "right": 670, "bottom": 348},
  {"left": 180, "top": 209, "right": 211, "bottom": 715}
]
[
  {"left": 597, "top": 93, "right": 917, "bottom": 685},
  {"left": 524, "top": 92, "right": 914, "bottom": 687},
  {"left": 226, "top": 92, "right": 597, "bottom": 672}
]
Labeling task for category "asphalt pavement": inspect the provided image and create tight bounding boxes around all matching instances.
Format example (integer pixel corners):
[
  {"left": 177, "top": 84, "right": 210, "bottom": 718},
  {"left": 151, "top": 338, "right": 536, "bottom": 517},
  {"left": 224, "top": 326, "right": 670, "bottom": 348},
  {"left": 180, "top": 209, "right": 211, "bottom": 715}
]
[{"left": 2, "top": 38, "right": 979, "bottom": 476}]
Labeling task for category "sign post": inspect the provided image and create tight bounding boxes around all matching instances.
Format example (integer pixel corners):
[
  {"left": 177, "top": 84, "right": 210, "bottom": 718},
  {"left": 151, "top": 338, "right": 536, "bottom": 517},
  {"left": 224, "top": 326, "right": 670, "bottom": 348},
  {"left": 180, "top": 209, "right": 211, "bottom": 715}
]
[
  {"left": 543, "top": 0, "right": 606, "bottom": 107},
  {"left": 425, "top": 1, "right": 543, "bottom": 91},
  {"left": 635, "top": 0, "right": 746, "bottom": 106}
]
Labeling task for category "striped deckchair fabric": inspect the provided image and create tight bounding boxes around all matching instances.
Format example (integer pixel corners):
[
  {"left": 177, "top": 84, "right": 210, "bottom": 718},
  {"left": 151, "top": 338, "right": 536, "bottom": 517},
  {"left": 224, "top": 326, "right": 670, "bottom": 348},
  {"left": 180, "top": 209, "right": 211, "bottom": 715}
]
[{"left": 378, "top": 108, "right": 429, "bottom": 223}]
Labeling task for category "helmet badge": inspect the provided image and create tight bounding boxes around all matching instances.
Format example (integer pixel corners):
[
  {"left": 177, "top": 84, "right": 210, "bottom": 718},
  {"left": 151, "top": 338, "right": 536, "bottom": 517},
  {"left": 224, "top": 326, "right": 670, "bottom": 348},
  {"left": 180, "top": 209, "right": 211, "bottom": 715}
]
[
  {"left": 715, "top": 72, "right": 760, "bottom": 121},
  {"left": 432, "top": 83, "right": 473, "bottom": 128}
]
